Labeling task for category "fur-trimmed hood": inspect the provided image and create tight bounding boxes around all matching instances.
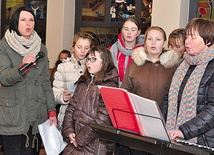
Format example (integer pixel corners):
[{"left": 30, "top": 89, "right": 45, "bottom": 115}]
[{"left": 132, "top": 47, "right": 180, "bottom": 68}]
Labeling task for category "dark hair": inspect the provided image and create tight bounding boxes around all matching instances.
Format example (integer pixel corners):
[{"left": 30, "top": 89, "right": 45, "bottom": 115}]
[
  {"left": 57, "top": 49, "right": 71, "bottom": 60},
  {"left": 9, "top": 7, "right": 37, "bottom": 35},
  {"left": 83, "top": 46, "right": 116, "bottom": 83},
  {"left": 84, "top": 31, "right": 101, "bottom": 46},
  {"left": 50, "top": 49, "right": 71, "bottom": 86},
  {"left": 185, "top": 18, "right": 214, "bottom": 46},
  {"left": 122, "top": 16, "right": 141, "bottom": 30},
  {"left": 122, "top": 16, "right": 141, "bottom": 43},
  {"left": 168, "top": 28, "right": 185, "bottom": 48},
  {"left": 72, "top": 32, "right": 93, "bottom": 48}
]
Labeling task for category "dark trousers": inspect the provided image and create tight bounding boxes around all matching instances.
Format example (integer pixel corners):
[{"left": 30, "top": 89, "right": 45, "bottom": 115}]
[{"left": 1, "top": 126, "right": 42, "bottom": 155}]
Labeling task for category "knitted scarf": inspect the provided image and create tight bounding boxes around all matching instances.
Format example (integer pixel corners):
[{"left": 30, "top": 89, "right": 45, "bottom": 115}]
[
  {"left": 166, "top": 48, "right": 214, "bottom": 143},
  {"left": 5, "top": 29, "right": 41, "bottom": 56}
]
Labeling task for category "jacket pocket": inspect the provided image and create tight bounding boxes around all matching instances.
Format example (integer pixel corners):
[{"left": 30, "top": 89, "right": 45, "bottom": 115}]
[{"left": 0, "top": 99, "right": 21, "bottom": 126}]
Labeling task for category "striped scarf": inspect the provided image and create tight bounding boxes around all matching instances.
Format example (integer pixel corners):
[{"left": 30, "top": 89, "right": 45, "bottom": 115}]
[{"left": 166, "top": 48, "right": 214, "bottom": 143}]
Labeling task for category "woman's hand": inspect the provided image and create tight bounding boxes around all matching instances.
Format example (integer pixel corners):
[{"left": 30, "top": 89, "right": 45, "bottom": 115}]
[
  {"left": 49, "top": 116, "right": 57, "bottom": 127},
  {"left": 168, "top": 130, "right": 184, "bottom": 140},
  {"left": 21, "top": 54, "right": 36, "bottom": 66},
  {"left": 68, "top": 133, "right": 77, "bottom": 147}
]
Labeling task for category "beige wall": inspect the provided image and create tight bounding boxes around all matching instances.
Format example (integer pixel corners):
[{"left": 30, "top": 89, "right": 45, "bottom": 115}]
[
  {"left": 152, "top": 0, "right": 189, "bottom": 37},
  {"left": 46, "top": 0, "right": 75, "bottom": 68},
  {"left": 46, "top": 0, "right": 190, "bottom": 68}
]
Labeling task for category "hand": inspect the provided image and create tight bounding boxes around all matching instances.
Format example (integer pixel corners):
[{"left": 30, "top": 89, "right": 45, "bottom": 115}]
[
  {"left": 49, "top": 116, "right": 57, "bottom": 127},
  {"left": 168, "top": 130, "right": 184, "bottom": 140},
  {"left": 63, "top": 91, "right": 72, "bottom": 102},
  {"left": 21, "top": 54, "right": 36, "bottom": 66},
  {"left": 68, "top": 133, "right": 78, "bottom": 147}
]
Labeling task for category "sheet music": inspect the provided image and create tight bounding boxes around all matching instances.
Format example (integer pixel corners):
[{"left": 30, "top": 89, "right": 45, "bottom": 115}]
[
  {"left": 99, "top": 85, "right": 171, "bottom": 143},
  {"left": 128, "top": 93, "right": 170, "bottom": 142}
]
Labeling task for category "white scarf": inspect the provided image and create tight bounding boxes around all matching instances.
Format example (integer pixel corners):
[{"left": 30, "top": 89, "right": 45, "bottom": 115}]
[{"left": 5, "top": 29, "right": 41, "bottom": 56}]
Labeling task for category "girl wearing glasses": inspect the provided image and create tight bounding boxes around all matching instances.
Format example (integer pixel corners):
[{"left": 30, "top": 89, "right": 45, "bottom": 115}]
[
  {"left": 62, "top": 46, "right": 119, "bottom": 155},
  {"left": 52, "top": 32, "right": 93, "bottom": 132}
]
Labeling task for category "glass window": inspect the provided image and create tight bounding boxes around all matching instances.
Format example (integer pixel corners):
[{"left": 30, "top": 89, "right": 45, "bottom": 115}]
[
  {"left": 6, "top": 0, "right": 24, "bottom": 19},
  {"left": 141, "top": 0, "right": 152, "bottom": 34},
  {"left": 27, "top": 0, "right": 47, "bottom": 20},
  {"left": 110, "top": 0, "right": 135, "bottom": 22},
  {"left": 82, "top": 0, "right": 105, "bottom": 21},
  {"left": 80, "top": 27, "right": 118, "bottom": 47},
  {"left": 197, "top": 0, "right": 214, "bottom": 19}
]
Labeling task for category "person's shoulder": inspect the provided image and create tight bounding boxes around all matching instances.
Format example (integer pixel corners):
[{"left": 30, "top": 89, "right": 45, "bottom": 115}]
[
  {"left": 40, "top": 43, "right": 48, "bottom": 54},
  {"left": 108, "top": 41, "right": 118, "bottom": 50},
  {"left": 57, "top": 59, "right": 74, "bottom": 71},
  {"left": 207, "top": 58, "right": 214, "bottom": 67},
  {"left": 132, "top": 47, "right": 147, "bottom": 66},
  {"left": 0, "top": 38, "right": 11, "bottom": 52},
  {"left": 160, "top": 50, "right": 180, "bottom": 68},
  {"left": 0, "top": 37, "right": 8, "bottom": 46}
]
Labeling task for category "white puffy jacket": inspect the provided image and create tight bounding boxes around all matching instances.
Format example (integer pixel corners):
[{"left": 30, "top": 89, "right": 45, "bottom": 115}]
[{"left": 52, "top": 54, "right": 85, "bottom": 131}]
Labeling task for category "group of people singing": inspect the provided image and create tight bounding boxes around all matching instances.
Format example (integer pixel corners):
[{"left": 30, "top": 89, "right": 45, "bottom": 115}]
[{"left": 0, "top": 6, "right": 214, "bottom": 155}]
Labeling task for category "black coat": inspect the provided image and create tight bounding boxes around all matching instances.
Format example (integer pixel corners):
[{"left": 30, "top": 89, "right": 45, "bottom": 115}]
[{"left": 161, "top": 59, "right": 214, "bottom": 148}]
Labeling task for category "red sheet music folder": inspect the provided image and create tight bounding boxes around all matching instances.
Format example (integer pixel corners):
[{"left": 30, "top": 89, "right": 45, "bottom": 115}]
[
  {"left": 99, "top": 86, "right": 170, "bottom": 142},
  {"left": 98, "top": 86, "right": 143, "bottom": 136}
]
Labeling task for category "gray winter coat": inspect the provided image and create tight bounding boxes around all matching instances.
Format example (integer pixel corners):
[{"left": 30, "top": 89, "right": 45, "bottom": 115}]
[{"left": 0, "top": 37, "right": 56, "bottom": 135}]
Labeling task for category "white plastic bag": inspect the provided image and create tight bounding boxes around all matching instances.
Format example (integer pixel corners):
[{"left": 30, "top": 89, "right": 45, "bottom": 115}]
[{"left": 38, "top": 119, "right": 67, "bottom": 155}]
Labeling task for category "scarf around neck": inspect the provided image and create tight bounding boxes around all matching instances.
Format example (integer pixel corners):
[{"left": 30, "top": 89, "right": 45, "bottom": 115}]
[
  {"left": 111, "top": 33, "right": 144, "bottom": 81},
  {"left": 166, "top": 48, "right": 214, "bottom": 143},
  {"left": 5, "top": 29, "right": 41, "bottom": 56}
]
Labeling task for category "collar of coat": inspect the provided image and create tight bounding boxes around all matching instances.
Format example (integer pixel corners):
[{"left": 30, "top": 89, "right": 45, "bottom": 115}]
[
  {"left": 62, "top": 54, "right": 86, "bottom": 66},
  {"left": 132, "top": 47, "right": 180, "bottom": 68}
]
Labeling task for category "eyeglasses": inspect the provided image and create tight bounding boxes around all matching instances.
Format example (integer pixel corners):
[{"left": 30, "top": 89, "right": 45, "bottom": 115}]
[{"left": 85, "top": 57, "right": 103, "bottom": 63}]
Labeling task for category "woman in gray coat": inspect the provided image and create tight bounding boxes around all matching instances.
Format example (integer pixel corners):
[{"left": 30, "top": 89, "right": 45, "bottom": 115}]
[{"left": 0, "top": 7, "right": 57, "bottom": 155}]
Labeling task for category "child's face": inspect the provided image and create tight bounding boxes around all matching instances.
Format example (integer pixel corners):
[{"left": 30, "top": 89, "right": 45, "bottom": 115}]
[
  {"left": 73, "top": 38, "right": 91, "bottom": 61},
  {"left": 59, "top": 53, "right": 69, "bottom": 61},
  {"left": 145, "top": 29, "right": 166, "bottom": 56},
  {"left": 122, "top": 21, "right": 141, "bottom": 44},
  {"left": 169, "top": 38, "right": 185, "bottom": 56},
  {"left": 85, "top": 51, "right": 103, "bottom": 75}
]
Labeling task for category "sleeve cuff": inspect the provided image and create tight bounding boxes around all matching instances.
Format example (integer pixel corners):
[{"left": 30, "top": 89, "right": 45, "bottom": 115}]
[{"left": 48, "top": 110, "right": 57, "bottom": 117}]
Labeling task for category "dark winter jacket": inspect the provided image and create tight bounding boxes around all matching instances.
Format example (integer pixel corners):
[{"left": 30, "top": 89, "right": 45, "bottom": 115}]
[
  {"left": 62, "top": 68, "right": 118, "bottom": 155},
  {"left": 161, "top": 59, "right": 214, "bottom": 148},
  {"left": 121, "top": 47, "right": 179, "bottom": 106}
]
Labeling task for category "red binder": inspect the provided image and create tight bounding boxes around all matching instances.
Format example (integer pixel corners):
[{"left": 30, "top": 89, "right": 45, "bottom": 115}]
[
  {"left": 99, "top": 86, "right": 143, "bottom": 136},
  {"left": 99, "top": 86, "right": 170, "bottom": 142}
]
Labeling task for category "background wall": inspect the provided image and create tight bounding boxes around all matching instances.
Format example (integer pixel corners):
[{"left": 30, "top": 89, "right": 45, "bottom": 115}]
[
  {"left": 151, "top": 0, "right": 189, "bottom": 37},
  {"left": 46, "top": 0, "right": 74, "bottom": 68}
]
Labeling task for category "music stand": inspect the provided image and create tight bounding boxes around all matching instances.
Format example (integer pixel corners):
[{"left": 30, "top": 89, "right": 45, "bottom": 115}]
[{"left": 98, "top": 86, "right": 171, "bottom": 143}]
